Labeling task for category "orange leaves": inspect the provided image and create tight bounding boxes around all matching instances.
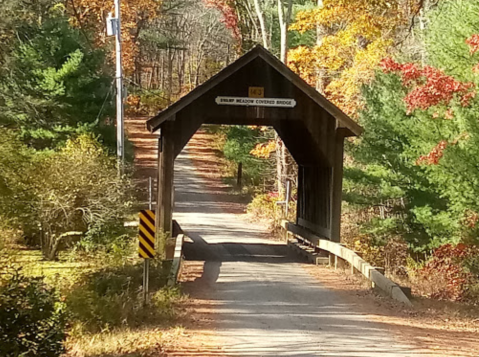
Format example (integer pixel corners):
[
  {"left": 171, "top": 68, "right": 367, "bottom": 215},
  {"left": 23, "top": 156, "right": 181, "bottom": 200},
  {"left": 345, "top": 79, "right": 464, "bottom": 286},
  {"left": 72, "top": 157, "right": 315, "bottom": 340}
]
[
  {"left": 250, "top": 140, "right": 276, "bottom": 159},
  {"left": 419, "top": 243, "right": 479, "bottom": 301},
  {"left": 416, "top": 133, "right": 470, "bottom": 166},
  {"left": 287, "top": 46, "right": 317, "bottom": 87},
  {"left": 416, "top": 140, "right": 448, "bottom": 165},
  {"left": 68, "top": 0, "right": 161, "bottom": 74}
]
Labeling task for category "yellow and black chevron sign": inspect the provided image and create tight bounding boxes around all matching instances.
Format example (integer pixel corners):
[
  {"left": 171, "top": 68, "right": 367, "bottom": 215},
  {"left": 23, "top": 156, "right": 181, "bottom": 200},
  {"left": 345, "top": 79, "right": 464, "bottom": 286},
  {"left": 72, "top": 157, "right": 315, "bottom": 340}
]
[{"left": 139, "top": 210, "right": 156, "bottom": 259}]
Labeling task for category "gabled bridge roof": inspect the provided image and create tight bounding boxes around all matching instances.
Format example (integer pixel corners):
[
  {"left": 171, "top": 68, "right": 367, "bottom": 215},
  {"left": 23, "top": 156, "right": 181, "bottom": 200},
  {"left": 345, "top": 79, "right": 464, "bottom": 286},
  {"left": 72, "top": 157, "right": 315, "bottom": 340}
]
[{"left": 146, "top": 45, "right": 362, "bottom": 137}]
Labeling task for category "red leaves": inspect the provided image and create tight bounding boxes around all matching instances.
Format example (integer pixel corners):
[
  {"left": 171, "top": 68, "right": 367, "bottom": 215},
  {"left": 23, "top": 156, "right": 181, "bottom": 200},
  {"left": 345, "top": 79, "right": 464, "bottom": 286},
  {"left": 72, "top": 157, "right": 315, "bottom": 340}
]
[
  {"left": 204, "top": 0, "right": 241, "bottom": 42},
  {"left": 466, "top": 34, "right": 479, "bottom": 54},
  {"left": 380, "top": 58, "right": 421, "bottom": 84},
  {"left": 419, "top": 243, "right": 479, "bottom": 301},
  {"left": 380, "top": 58, "right": 476, "bottom": 166},
  {"left": 380, "top": 58, "right": 476, "bottom": 113},
  {"left": 416, "top": 140, "right": 448, "bottom": 165}
]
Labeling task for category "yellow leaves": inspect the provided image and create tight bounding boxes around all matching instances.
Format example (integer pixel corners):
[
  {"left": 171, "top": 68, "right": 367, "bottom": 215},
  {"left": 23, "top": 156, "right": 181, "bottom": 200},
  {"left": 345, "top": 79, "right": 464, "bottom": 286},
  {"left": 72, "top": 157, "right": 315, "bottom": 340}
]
[
  {"left": 250, "top": 140, "right": 276, "bottom": 159},
  {"left": 247, "top": 125, "right": 269, "bottom": 132},
  {"left": 63, "top": 135, "right": 105, "bottom": 159},
  {"left": 288, "top": 0, "right": 403, "bottom": 116},
  {"left": 288, "top": 46, "right": 317, "bottom": 86}
]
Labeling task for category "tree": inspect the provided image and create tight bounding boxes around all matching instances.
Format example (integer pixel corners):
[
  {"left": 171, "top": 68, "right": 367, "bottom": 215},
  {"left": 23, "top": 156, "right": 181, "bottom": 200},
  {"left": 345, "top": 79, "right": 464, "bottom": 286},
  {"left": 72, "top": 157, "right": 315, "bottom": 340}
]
[
  {"left": 33, "top": 135, "right": 134, "bottom": 260},
  {"left": 204, "top": 0, "right": 242, "bottom": 44},
  {"left": 68, "top": 0, "right": 161, "bottom": 74},
  {"left": 0, "top": 9, "right": 113, "bottom": 149},
  {"left": 0, "top": 130, "right": 134, "bottom": 260},
  {"left": 277, "top": 0, "right": 293, "bottom": 62},
  {"left": 253, "top": 0, "right": 269, "bottom": 48},
  {"left": 288, "top": 0, "right": 411, "bottom": 116}
]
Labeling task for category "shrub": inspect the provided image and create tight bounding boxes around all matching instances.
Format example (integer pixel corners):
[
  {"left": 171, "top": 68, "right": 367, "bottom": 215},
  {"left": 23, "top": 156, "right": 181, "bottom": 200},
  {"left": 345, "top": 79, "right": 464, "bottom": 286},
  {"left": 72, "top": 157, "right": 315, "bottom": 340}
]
[
  {"left": 353, "top": 235, "right": 385, "bottom": 268},
  {"left": 66, "top": 261, "right": 177, "bottom": 332},
  {"left": 0, "top": 269, "right": 66, "bottom": 357},
  {"left": 247, "top": 192, "right": 281, "bottom": 228},
  {"left": 416, "top": 243, "right": 479, "bottom": 301},
  {"left": 0, "top": 131, "right": 136, "bottom": 260},
  {"left": 33, "top": 134, "right": 135, "bottom": 259}
]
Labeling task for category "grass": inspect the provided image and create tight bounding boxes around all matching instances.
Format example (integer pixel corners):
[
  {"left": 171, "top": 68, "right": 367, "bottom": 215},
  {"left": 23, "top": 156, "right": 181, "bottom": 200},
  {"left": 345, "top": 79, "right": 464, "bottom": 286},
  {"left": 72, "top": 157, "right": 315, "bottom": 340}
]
[
  {"left": 3, "top": 249, "right": 100, "bottom": 287},
  {"left": 67, "top": 326, "right": 186, "bottom": 357}
]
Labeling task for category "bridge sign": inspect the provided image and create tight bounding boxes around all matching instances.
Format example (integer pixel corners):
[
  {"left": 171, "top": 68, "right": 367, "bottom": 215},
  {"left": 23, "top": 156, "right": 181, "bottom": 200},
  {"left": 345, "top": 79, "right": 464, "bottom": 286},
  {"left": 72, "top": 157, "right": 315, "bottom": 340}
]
[{"left": 215, "top": 96, "right": 296, "bottom": 108}]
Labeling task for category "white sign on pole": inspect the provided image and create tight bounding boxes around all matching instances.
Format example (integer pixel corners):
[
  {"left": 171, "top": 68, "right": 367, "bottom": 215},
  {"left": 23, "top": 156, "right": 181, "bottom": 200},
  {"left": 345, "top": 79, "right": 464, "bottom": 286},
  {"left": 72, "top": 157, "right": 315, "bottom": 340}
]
[{"left": 215, "top": 96, "right": 296, "bottom": 108}]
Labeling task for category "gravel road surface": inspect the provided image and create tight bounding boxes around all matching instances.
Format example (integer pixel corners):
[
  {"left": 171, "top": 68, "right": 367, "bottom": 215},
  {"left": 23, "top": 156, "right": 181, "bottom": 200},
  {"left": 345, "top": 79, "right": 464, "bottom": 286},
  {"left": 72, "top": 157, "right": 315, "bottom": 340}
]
[{"left": 173, "top": 149, "right": 424, "bottom": 357}]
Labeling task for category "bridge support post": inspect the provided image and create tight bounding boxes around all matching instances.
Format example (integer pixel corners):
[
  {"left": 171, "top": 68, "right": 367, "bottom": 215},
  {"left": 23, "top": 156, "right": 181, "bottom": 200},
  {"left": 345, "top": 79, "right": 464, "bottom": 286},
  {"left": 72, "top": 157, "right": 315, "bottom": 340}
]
[
  {"left": 156, "top": 120, "right": 175, "bottom": 259},
  {"left": 330, "top": 132, "right": 345, "bottom": 242}
]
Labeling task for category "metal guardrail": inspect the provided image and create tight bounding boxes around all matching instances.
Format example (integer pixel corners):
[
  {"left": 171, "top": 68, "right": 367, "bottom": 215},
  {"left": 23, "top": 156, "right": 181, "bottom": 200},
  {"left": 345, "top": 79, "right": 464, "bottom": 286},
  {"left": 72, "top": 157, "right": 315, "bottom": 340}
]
[
  {"left": 281, "top": 220, "right": 412, "bottom": 306},
  {"left": 167, "top": 234, "right": 184, "bottom": 287}
]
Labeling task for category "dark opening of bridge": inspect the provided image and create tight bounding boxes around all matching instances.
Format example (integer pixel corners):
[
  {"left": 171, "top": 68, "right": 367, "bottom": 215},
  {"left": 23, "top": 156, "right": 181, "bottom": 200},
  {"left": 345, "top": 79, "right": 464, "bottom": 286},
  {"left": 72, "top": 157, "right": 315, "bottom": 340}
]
[{"left": 146, "top": 45, "right": 363, "bottom": 252}]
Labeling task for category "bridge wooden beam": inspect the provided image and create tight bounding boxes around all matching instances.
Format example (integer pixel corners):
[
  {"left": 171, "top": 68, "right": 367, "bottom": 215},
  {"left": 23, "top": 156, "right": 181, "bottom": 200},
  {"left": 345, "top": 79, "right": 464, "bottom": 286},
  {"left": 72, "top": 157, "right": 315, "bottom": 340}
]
[
  {"left": 156, "top": 119, "right": 175, "bottom": 258},
  {"left": 330, "top": 129, "right": 346, "bottom": 242}
]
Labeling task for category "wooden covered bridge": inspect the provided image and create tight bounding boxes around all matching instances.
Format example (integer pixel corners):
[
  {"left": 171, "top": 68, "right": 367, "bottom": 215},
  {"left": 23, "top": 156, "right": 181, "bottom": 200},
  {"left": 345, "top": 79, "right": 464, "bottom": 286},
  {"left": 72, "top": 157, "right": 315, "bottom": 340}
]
[{"left": 146, "top": 45, "right": 363, "bottom": 254}]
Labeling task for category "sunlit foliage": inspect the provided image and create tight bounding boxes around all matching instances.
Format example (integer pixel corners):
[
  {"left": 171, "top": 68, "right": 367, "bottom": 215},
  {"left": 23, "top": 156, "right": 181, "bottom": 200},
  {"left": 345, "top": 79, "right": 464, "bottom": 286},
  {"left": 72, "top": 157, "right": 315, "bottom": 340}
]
[
  {"left": 288, "top": 0, "right": 413, "bottom": 116},
  {"left": 68, "top": 0, "right": 162, "bottom": 74}
]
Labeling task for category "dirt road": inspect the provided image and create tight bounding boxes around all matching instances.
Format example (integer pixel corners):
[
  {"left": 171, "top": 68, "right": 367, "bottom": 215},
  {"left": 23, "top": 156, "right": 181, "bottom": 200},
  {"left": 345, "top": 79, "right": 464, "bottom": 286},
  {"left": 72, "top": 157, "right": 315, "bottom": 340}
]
[{"left": 173, "top": 148, "right": 427, "bottom": 356}]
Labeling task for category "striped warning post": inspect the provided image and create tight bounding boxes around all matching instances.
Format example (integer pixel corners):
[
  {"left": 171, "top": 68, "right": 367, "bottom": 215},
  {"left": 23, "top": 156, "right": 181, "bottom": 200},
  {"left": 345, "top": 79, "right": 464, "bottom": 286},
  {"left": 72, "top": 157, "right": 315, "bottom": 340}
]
[{"left": 139, "top": 210, "right": 155, "bottom": 258}]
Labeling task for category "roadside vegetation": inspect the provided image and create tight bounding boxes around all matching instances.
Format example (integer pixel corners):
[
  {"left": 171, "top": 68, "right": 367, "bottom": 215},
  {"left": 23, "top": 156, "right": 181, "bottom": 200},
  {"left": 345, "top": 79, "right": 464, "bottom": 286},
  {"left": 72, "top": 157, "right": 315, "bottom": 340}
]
[{"left": 0, "top": 1, "right": 199, "bottom": 355}]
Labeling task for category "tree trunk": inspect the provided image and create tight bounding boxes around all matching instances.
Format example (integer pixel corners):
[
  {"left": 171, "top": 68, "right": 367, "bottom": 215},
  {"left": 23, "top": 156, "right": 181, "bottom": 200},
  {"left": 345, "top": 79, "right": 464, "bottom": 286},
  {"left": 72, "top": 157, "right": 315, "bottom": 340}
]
[
  {"left": 316, "top": 0, "right": 326, "bottom": 92},
  {"left": 275, "top": 133, "right": 285, "bottom": 197},
  {"left": 254, "top": 0, "right": 269, "bottom": 49},
  {"left": 237, "top": 162, "right": 243, "bottom": 188},
  {"left": 276, "top": 0, "right": 293, "bottom": 196},
  {"left": 245, "top": 0, "right": 260, "bottom": 43},
  {"left": 278, "top": 0, "right": 293, "bottom": 63},
  {"left": 166, "top": 46, "right": 174, "bottom": 105}
]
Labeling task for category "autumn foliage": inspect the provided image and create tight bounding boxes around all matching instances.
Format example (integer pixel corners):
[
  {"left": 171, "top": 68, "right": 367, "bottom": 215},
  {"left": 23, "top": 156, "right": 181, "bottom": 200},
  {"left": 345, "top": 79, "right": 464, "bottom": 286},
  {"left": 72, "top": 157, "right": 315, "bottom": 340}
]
[
  {"left": 419, "top": 243, "right": 479, "bottom": 301},
  {"left": 288, "top": 0, "right": 406, "bottom": 116},
  {"left": 204, "top": 0, "right": 241, "bottom": 43},
  {"left": 380, "top": 58, "right": 476, "bottom": 113},
  {"left": 68, "top": 0, "right": 161, "bottom": 74},
  {"left": 378, "top": 55, "right": 477, "bottom": 166},
  {"left": 250, "top": 140, "right": 276, "bottom": 159}
]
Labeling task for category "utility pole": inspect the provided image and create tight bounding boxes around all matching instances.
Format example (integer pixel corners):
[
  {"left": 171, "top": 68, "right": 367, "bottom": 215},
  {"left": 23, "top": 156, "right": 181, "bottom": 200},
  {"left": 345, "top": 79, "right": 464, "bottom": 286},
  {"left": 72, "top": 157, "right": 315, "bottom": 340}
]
[{"left": 107, "top": 0, "right": 124, "bottom": 164}]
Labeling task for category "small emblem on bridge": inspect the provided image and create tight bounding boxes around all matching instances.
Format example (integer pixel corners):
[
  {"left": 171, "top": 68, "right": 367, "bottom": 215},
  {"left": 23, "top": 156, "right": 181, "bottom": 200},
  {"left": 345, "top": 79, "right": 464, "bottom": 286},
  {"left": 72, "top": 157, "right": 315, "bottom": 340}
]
[
  {"left": 215, "top": 96, "right": 296, "bottom": 108},
  {"left": 248, "top": 87, "right": 264, "bottom": 98}
]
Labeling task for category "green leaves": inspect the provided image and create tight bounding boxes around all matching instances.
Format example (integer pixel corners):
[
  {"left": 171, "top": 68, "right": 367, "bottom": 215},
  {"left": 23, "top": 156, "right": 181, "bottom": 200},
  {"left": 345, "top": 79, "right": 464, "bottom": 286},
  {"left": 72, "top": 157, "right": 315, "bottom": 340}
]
[
  {"left": 0, "top": 269, "right": 66, "bottom": 357},
  {"left": 0, "top": 12, "right": 113, "bottom": 150}
]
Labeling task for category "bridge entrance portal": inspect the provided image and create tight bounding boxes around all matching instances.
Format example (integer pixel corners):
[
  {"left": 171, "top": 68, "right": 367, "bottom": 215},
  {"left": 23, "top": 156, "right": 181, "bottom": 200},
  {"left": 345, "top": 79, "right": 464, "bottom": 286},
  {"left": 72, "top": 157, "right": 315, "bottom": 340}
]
[{"left": 146, "top": 45, "right": 362, "bottom": 257}]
